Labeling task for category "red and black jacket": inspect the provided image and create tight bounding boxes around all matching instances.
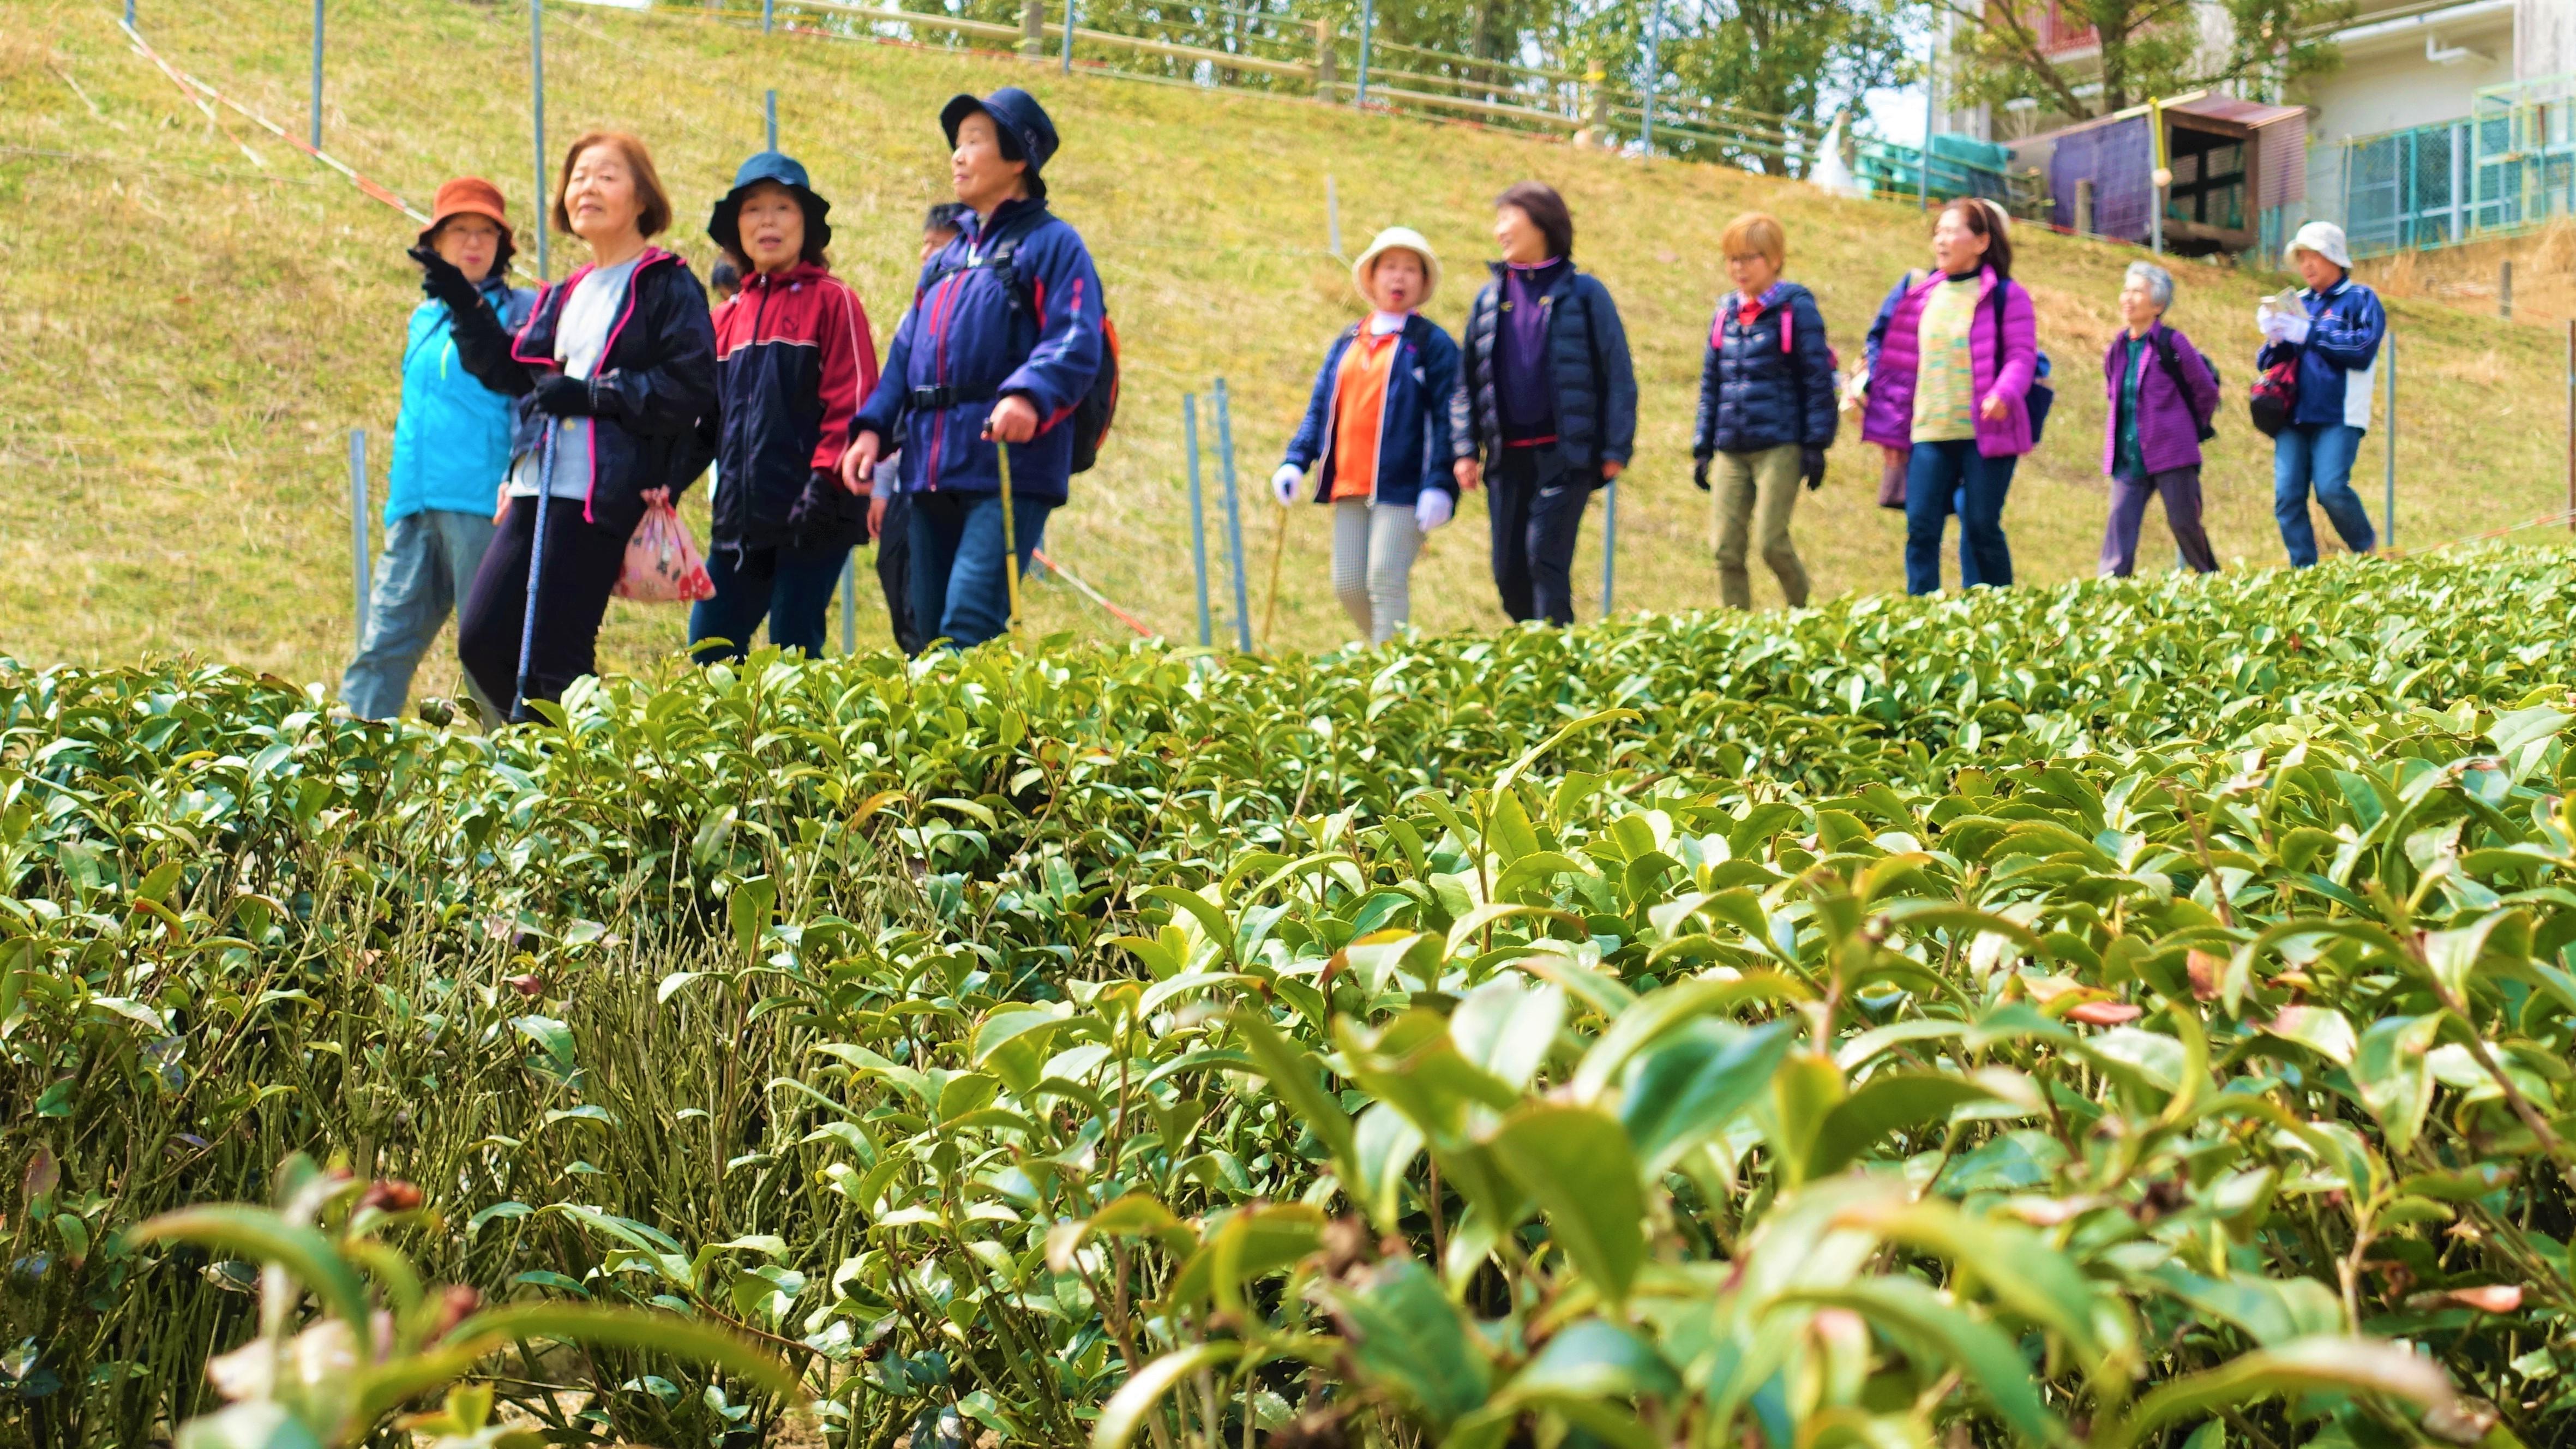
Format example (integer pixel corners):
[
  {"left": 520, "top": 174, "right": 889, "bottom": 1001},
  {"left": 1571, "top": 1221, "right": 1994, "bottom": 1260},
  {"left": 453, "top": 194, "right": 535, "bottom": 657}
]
[{"left": 702, "top": 261, "right": 878, "bottom": 554}]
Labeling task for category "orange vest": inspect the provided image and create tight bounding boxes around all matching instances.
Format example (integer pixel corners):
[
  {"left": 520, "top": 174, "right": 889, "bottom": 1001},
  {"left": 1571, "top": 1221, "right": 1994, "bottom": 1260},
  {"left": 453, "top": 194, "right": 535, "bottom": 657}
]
[{"left": 1328, "top": 328, "right": 1402, "bottom": 501}]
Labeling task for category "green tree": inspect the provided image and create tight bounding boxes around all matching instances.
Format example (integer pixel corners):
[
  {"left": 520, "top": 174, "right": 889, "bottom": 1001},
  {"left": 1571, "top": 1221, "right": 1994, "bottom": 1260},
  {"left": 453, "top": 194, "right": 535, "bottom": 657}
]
[
  {"left": 1938, "top": 0, "right": 2350, "bottom": 119},
  {"left": 1588, "top": 0, "right": 1911, "bottom": 174}
]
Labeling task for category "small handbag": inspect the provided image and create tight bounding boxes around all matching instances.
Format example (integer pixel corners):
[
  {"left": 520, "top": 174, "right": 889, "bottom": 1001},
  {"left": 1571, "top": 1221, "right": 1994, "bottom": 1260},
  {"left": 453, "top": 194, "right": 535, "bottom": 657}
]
[{"left": 1876, "top": 446, "right": 1908, "bottom": 510}]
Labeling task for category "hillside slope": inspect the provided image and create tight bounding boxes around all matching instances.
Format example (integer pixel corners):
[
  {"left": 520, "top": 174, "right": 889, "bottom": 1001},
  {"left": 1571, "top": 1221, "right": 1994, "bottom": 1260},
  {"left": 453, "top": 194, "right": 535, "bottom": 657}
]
[{"left": 2, "top": 0, "right": 2568, "bottom": 689}]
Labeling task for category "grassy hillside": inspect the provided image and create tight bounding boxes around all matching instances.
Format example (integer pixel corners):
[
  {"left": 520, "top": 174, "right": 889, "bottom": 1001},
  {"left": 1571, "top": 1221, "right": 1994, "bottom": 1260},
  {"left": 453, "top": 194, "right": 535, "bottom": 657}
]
[{"left": 2, "top": 0, "right": 2568, "bottom": 692}]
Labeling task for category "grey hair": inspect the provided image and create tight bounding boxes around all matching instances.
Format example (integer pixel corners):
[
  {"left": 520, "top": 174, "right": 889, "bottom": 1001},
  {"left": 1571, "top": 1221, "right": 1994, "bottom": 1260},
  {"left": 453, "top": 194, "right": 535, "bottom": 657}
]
[{"left": 2124, "top": 260, "right": 2175, "bottom": 313}]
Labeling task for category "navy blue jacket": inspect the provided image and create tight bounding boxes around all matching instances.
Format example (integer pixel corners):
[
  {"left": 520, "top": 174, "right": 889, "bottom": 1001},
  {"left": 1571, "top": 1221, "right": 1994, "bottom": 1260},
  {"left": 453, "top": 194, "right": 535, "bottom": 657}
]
[
  {"left": 701, "top": 262, "right": 879, "bottom": 554},
  {"left": 853, "top": 197, "right": 1105, "bottom": 503},
  {"left": 1450, "top": 263, "right": 1637, "bottom": 485},
  {"left": 1281, "top": 316, "right": 1461, "bottom": 508},
  {"left": 1693, "top": 281, "right": 1836, "bottom": 456},
  {"left": 2257, "top": 276, "right": 2384, "bottom": 431},
  {"left": 447, "top": 246, "right": 719, "bottom": 540}
]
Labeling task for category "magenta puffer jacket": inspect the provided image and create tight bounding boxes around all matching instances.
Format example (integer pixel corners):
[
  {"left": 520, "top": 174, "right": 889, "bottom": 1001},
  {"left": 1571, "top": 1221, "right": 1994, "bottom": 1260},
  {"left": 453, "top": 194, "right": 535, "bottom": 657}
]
[{"left": 1859, "top": 266, "right": 2039, "bottom": 459}]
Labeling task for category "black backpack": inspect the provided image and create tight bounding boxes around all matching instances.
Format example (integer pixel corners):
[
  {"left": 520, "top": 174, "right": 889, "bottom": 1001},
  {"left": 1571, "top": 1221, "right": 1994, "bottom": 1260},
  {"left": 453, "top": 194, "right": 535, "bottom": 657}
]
[
  {"left": 926, "top": 214, "right": 1121, "bottom": 474},
  {"left": 2148, "top": 328, "right": 2219, "bottom": 442}
]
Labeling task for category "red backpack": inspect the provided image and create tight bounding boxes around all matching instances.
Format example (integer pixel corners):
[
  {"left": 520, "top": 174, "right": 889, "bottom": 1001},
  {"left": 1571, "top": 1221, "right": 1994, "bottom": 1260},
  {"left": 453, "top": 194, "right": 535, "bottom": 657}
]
[{"left": 2248, "top": 360, "right": 2297, "bottom": 438}]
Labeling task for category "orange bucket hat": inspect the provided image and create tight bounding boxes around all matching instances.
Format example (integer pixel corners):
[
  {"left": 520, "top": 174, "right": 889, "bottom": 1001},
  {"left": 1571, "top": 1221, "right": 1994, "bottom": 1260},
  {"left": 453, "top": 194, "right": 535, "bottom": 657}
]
[{"left": 417, "top": 177, "right": 515, "bottom": 269}]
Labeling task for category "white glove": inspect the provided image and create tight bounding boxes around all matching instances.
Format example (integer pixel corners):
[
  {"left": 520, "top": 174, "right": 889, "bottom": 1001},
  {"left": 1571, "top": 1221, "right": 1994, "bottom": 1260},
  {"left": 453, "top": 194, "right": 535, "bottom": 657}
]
[
  {"left": 1270, "top": 463, "right": 1302, "bottom": 506},
  {"left": 1414, "top": 489, "right": 1454, "bottom": 532},
  {"left": 2273, "top": 311, "right": 2311, "bottom": 346}
]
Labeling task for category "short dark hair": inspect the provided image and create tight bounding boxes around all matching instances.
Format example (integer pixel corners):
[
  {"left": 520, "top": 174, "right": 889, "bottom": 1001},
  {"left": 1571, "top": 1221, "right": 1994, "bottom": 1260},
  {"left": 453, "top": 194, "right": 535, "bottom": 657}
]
[
  {"left": 1495, "top": 181, "right": 1574, "bottom": 260},
  {"left": 923, "top": 201, "right": 969, "bottom": 237},
  {"left": 1939, "top": 196, "right": 2013, "bottom": 279},
  {"left": 553, "top": 131, "right": 673, "bottom": 239}
]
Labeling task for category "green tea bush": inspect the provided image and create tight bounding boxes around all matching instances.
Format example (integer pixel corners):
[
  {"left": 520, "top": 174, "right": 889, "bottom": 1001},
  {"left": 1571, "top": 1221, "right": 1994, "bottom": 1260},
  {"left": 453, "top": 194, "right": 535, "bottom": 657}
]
[{"left": 4, "top": 556, "right": 2575, "bottom": 1447}]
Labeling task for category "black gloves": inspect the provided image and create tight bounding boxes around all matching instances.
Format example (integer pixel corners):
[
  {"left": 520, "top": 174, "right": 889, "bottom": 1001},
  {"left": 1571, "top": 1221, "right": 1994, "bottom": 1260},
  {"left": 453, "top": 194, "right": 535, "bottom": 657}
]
[
  {"left": 1691, "top": 453, "right": 1713, "bottom": 492},
  {"left": 530, "top": 374, "right": 595, "bottom": 418},
  {"left": 408, "top": 245, "right": 482, "bottom": 314},
  {"left": 786, "top": 470, "right": 841, "bottom": 538},
  {"left": 530, "top": 375, "right": 627, "bottom": 421},
  {"left": 1800, "top": 447, "right": 1828, "bottom": 492}
]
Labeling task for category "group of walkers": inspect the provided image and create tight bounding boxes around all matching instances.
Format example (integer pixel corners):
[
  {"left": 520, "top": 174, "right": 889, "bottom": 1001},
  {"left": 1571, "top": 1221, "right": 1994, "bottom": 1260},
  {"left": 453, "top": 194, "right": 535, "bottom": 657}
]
[{"left": 341, "top": 80, "right": 2392, "bottom": 724}]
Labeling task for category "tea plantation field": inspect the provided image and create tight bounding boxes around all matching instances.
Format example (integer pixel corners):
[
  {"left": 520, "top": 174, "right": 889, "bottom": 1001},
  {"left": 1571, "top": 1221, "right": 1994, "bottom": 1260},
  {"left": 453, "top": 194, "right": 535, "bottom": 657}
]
[{"left": 7, "top": 554, "right": 2576, "bottom": 1448}]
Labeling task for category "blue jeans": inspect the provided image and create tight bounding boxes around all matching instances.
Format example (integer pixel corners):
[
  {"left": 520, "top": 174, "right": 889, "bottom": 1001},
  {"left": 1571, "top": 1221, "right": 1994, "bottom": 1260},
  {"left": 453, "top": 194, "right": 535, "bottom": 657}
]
[
  {"left": 688, "top": 543, "right": 852, "bottom": 663},
  {"left": 908, "top": 492, "right": 1053, "bottom": 650},
  {"left": 2272, "top": 423, "right": 2374, "bottom": 567},
  {"left": 1903, "top": 441, "right": 2016, "bottom": 594},
  {"left": 343, "top": 508, "right": 501, "bottom": 721}
]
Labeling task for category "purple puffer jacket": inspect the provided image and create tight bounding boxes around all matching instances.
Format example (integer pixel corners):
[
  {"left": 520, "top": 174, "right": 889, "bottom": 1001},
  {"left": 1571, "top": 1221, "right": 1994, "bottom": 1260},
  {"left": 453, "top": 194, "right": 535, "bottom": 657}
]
[
  {"left": 1860, "top": 266, "right": 2038, "bottom": 459},
  {"left": 2100, "top": 322, "right": 2219, "bottom": 477}
]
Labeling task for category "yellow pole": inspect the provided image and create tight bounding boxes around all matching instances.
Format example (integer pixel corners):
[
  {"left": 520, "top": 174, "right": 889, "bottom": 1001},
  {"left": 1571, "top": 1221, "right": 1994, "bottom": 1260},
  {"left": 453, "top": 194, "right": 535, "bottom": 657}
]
[{"left": 995, "top": 440, "right": 1023, "bottom": 635}]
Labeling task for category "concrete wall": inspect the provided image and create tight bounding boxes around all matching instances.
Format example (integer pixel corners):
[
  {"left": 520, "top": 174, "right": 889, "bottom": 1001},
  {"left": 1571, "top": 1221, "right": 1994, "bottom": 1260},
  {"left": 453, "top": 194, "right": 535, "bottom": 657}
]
[
  {"left": 2518, "top": 0, "right": 2576, "bottom": 80},
  {"left": 2295, "top": 3, "right": 2515, "bottom": 143}
]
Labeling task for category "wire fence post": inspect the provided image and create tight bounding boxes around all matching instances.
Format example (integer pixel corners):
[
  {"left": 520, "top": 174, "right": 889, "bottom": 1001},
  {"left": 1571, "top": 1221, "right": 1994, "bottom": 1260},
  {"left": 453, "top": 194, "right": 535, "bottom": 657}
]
[
  {"left": 1598, "top": 481, "right": 1617, "bottom": 617},
  {"left": 1061, "top": 0, "right": 1077, "bottom": 73},
  {"left": 1917, "top": 13, "right": 1933, "bottom": 209},
  {"left": 2566, "top": 320, "right": 2574, "bottom": 534},
  {"left": 766, "top": 88, "right": 778, "bottom": 149},
  {"left": 1214, "top": 378, "right": 1252, "bottom": 652},
  {"left": 1185, "top": 394, "right": 1212, "bottom": 646},
  {"left": 309, "top": 0, "right": 325, "bottom": 151},
  {"left": 839, "top": 556, "right": 857, "bottom": 654},
  {"left": 348, "top": 429, "right": 370, "bottom": 642},
  {"left": 2382, "top": 332, "right": 2397, "bottom": 550},
  {"left": 2148, "top": 99, "right": 2164, "bottom": 255},
  {"left": 530, "top": 0, "right": 548, "bottom": 279},
  {"left": 125, "top": 0, "right": 135, "bottom": 27},
  {"left": 1354, "top": 0, "right": 1373, "bottom": 107},
  {"left": 1638, "top": 0, "right": 1664, "bottom": 154},
  {"left": 1325, "top": 172, "right": 1341, "bottom": 257},
  {"left": 762, "top": 0, "right": 774, "bottom": 32}
]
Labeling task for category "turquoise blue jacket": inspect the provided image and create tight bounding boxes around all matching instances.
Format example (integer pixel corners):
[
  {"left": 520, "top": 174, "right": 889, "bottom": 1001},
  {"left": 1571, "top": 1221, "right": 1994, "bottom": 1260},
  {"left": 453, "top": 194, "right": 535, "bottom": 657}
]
[{"left": 386, "top": 279, "right": 536, "bottom": 525}]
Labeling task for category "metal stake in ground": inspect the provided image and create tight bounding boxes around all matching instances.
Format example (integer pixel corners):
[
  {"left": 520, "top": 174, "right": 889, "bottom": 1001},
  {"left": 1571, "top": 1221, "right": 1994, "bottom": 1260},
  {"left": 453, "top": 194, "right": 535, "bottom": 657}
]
[
  {"left": 1214, "top": 378, "right": 1252, "bottom": 652},
  {"left": 348, "top": 428, "right": 369, "bottom": 643},
  {"left": 2383, "top": 332, "right": 2397, "bottom": 550},
  {"left": 766, "top": 89, "right": 778, "bottom": 150},
  {"left": 530, "top": 0, "right": 548, "bottom": 279},
  {"left": 1185, "top": 393, "right": 1212, "bottom": 647},
  {"left": 309, "top": 0, "right": 325, "bottom": 150},
  {"left": 1599, "top": 479, "right": 1617, "bottom": 616},
  {"left": 513, "top": 422, "right": 558, "bottom": 722}
]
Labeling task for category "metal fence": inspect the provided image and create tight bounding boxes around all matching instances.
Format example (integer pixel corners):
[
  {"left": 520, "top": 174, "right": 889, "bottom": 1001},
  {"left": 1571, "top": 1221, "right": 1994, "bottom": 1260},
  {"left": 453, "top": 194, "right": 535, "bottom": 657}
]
[{"left": 2314, "top": 73, "right": 2576, "bottom": 258}]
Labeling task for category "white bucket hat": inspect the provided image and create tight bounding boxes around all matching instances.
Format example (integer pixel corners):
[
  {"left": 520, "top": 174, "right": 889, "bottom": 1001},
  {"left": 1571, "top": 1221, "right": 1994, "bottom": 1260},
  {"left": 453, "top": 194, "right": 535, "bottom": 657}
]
[
  {"left": 1350, "top": 226, "right": 1441, "bottom": 309},
  {"left": 2286, "top": 220, "right": 2352, "bottom": 270}
]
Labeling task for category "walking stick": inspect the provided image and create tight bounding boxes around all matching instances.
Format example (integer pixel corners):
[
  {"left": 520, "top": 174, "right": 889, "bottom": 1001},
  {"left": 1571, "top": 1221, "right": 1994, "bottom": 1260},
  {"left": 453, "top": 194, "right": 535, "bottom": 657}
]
[
  {"left": 995, "top": 439, "right": 1022, "bottom": 636},
  {"left": 1260, "top": 497, "right": 1289, "bottom": 648},
  {"left": 511, "top": 419, "right": 557, "bottom": 723}
]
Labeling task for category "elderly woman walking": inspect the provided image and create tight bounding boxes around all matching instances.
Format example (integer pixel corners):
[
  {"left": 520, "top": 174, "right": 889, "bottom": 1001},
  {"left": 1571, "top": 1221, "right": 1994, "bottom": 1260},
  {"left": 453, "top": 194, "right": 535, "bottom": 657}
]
[
  {"left": 1859, "top": 197, "right": 2041, "bottom": 594},
  {"left": 2099, "top": 261, "right": 2220, "bottom": 577}
]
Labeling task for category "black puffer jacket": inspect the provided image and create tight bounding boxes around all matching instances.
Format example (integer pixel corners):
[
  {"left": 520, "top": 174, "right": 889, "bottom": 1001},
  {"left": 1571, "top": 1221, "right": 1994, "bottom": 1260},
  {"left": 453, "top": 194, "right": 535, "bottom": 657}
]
[
  {"left": 1693, "top": 281, "right": 1838, "bottom": 456},
  {"left": 1450, "top": 262, "right": 1637, "bottom": 485},
  {"left": 447, "top": 246, "right": 719, "bottom": 541}
]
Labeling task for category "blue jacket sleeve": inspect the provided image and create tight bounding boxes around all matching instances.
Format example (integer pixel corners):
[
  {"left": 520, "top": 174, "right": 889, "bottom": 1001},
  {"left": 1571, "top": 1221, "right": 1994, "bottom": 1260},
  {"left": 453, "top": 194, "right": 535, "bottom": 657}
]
[
  {"left": 1792, "top": 291, "right": 1836, "bottom": 448},
  {"left": 1284, "top": 335, "right": 1344, "bottom": 472},
  {"left": 1418, "top": 326, "right": 1462, "bottom": 498},
  {"left": 1586, "top": 277, "right": 1638, "bottom": 466},
  {"left": 2307, "top": 287, "right": 2385, "bottom": 372},
  {"left": 854, "top": 284, "right": 924, "bottom": 446},
  {"left": 1691, "top": 310, "right": 1720, "bottom": 459},
  {"left": 997, "top": 225, "right": 1105, "bottom": 429}
]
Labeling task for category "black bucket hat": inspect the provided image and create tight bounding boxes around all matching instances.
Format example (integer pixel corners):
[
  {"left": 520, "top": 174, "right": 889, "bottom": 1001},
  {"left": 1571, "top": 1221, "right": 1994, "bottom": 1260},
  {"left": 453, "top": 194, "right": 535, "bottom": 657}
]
[{"left": 939, "top": 87, "right": 1058, "bottom": 199}]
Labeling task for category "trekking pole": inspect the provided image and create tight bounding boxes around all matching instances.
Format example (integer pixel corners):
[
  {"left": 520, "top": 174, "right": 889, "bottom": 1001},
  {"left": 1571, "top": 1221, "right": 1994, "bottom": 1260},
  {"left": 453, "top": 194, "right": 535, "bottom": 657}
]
[
  {"left": 995, "top": 439, "right": 1023, "bottom": 636},
  {"left": 1260, "top": 496, "right": 1289, "bottom": 648},
  {"left": 512, "top": 420, "right": 557, "bottom": 722}
]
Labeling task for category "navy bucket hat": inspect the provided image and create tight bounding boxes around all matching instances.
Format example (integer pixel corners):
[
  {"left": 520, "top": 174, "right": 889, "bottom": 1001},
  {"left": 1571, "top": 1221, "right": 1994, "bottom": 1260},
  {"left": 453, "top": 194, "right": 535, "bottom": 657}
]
[
  {"left": 707, "top": 151, "right": 832, "bottom": 260},
  {"left": 939, "top": 87, "right": 1058, "bottom": 198}
]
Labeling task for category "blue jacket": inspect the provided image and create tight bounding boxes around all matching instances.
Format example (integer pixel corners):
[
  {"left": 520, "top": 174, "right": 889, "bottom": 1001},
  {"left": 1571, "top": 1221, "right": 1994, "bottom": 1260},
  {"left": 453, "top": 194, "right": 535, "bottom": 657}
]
[
  {"left": 2257, "top": 276, "right": 2383, "bottom": 431},
  {"left": 853, "top": 197, "right": 1106, "bottom": 503},
  {"left": 1692, "top": 281, "right": 1835, "bottom": 456},
  {"left": 1450, "top": 263, "right": 1637, "bottom": 485},
  {"left": 387, "top": 278, "right": 535, "bottom": 525},
  {"left": 1282, "top": 316, "right": 1461, "bottom": 508}
]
